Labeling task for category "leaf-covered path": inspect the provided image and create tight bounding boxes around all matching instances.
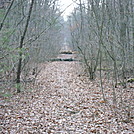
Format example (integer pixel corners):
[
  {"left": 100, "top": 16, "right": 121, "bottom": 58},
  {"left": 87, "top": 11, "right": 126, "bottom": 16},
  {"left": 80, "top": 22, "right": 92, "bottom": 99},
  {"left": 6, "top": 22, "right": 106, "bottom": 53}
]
[{"left": 0, "top": 48, "right": 133, "bottom": 133}]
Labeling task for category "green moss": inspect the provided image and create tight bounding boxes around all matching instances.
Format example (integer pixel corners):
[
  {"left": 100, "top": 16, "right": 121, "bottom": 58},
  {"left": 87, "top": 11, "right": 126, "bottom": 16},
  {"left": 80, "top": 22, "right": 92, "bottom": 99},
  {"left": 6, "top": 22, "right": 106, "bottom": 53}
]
[
  {"left": 0, "top": 9, "right": 5, "bottom": 19},
  {"left": 0, "top": 92, "right": 13, "bottom": 98},
  {"left": 127, "top": 78, "right": 134, "bottom": 83},
  {"left": 118, "top": 82, "right": 126, "bottom": 85}
]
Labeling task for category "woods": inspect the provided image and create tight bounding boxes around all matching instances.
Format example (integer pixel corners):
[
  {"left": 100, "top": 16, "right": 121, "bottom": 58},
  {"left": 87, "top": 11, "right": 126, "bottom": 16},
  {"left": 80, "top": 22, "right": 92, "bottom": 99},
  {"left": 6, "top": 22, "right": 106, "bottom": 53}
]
[
  {"left": 0, "top": 0, "right": 134, "bottom": 133},
  {"left": 0, "top": 0, "right": 63, "bottom": 93},
  {"left": 67, "top": 0, "right": 134, "bottom": 125},
  {"left": 68, "top": 0, "right": 134, "bottom": 81}
]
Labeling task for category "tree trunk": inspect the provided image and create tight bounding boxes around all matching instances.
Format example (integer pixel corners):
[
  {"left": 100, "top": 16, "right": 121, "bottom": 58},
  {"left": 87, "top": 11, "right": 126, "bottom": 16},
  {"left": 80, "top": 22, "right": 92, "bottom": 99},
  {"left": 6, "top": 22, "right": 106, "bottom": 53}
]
[
  {"left": 16, "top": 0, "right": 35, "bottom": 93},
  {"left": 119, "top": 0, "right": 127, "bottom": 88}
]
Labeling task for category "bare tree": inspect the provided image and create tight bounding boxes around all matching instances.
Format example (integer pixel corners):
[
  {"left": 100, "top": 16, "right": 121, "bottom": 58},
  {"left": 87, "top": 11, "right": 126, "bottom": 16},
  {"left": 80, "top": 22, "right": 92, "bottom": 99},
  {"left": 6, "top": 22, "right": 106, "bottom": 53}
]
[{"left": 16, "top": 0, "right": 35, "bottom": 93}]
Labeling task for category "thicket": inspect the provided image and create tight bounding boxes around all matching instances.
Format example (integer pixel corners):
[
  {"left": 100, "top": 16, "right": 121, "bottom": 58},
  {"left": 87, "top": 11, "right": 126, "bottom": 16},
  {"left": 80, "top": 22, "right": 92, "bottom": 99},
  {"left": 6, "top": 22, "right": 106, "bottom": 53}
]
[
  {"left": 0, "top": 0, "right": 63, "bottom": 93},
  {"left": 67, "top": 0, "right": 134, "bottom": 122}
]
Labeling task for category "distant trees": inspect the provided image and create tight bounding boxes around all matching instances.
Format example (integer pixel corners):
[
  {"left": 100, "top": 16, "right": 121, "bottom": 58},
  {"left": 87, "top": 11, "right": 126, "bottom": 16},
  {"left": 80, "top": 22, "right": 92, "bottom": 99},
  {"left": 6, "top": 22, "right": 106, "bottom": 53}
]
[{"left": 0, "top": 0, "right": 63, "bottom": 93}]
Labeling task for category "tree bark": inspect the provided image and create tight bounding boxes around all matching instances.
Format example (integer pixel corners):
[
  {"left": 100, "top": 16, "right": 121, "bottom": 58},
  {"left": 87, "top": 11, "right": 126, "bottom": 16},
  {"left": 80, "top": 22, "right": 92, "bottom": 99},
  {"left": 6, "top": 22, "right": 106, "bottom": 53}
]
[{"left": 16, "top": 0, "right": 35, "bottom": 93}]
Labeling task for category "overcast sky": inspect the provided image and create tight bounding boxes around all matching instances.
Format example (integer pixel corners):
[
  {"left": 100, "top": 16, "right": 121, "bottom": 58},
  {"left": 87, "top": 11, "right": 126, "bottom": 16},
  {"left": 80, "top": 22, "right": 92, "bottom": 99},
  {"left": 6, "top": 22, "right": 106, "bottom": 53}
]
[{"left": 59, "top": 0, "right": 76, "bottom": 20}]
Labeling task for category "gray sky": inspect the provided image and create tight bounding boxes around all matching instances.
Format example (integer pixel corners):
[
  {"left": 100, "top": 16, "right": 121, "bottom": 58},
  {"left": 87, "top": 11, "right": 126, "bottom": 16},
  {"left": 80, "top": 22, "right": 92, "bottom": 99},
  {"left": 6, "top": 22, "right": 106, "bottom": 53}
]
[{"left": 59, "top": 0, "right": 75, "bottom": 20}]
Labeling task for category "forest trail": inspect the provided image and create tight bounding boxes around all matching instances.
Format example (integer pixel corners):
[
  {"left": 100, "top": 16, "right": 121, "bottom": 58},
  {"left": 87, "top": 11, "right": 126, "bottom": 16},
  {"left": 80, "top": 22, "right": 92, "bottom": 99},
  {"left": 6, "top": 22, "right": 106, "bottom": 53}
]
[{"left": 0, "top": 46, "right": 133, "bottom": 133}]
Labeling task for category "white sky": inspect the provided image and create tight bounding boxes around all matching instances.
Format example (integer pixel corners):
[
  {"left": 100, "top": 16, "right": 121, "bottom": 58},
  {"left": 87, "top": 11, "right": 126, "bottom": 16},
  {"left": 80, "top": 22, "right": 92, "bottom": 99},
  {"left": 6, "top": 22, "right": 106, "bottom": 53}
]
[{"left": 59, "top": 0, "right": 76, "bottom": 20}]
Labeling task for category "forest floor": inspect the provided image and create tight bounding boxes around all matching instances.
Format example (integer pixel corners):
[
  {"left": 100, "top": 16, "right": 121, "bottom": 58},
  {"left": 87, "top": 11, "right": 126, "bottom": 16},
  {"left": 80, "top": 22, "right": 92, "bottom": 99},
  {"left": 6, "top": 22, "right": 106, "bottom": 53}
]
[{"left": 0, "top": 46, "right": 134, "bottom": 134}]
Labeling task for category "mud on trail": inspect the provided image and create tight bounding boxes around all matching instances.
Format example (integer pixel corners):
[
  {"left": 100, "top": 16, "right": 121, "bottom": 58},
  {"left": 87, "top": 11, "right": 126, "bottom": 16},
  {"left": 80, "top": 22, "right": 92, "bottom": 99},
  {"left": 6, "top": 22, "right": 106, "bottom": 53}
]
[{"left": 0, "top": 47, "right": 133, "bottom": 133}]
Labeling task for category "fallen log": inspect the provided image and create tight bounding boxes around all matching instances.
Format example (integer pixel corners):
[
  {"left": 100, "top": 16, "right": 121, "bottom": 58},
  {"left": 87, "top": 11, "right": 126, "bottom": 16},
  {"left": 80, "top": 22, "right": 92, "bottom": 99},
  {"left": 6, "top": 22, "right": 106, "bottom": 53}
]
[
  {"left": 48, "top": 58, "right": 79, "bottom": 62},
  {"left": 60, "top": 51, "right": 73, "bottom": 54}
]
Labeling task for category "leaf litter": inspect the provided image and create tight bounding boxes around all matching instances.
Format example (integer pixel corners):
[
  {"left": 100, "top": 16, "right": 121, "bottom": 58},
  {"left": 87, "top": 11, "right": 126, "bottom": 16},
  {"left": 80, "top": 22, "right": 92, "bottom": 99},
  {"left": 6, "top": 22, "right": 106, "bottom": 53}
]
[{"left": 0, "top": 53, "right": 134, "bottom": 134}]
